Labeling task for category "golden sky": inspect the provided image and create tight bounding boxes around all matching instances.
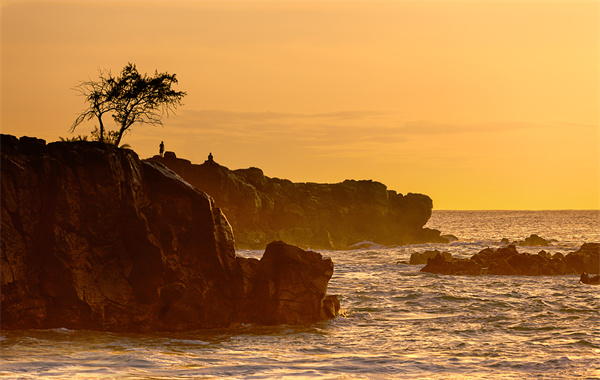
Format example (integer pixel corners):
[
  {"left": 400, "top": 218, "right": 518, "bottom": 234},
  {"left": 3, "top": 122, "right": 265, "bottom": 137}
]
[{"left": 1, "top": 1, "right": 598, "bottom": 210}]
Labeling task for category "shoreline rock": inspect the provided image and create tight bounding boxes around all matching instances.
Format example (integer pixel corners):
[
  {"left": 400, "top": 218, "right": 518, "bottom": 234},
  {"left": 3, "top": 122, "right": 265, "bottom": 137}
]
[
  {"left": 1, "top": 135, "right": 339, "bottom": 331},
  {"left": 500, "top": 234, "right": 551, "bottom": 247},
  {"left": 421, "top": 243, "right": 599, "bottom": 276},
  {"left": 580, "top": 272, "right": 600, "bottom": 285},
  {"left": 517, "top": 234, "right": 550, "bottom": 247},
  {"left": 409, "top": 250, "right": 454, "bottom": 265},
  {"left": 237, "top": 241, "right": 338, "bottom": 325}
]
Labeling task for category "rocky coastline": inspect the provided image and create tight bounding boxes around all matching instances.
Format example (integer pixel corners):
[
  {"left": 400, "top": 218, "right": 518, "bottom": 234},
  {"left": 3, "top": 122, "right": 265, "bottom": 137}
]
[
  {"left": 1, "top": 135, "right": 339, "bottom": 331},
  {"left": 419, "top": 243, "right": 599, "bottom": 276},
  {"left": 148, "top": 152, "right": 447, "bottom": 250}
]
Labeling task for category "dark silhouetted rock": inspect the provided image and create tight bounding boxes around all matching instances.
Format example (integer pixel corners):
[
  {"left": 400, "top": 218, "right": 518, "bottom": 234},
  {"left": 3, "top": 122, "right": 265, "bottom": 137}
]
[
  {"left": 409, "top": 250, "right": 453, "bottom": 265},
  {"left": 422, "top": 253, "right": 480, "bottom": 275},
  {"left": 147, "top": 155, "right": 447, "bottom": 250},
  {"left": 421, "top": 243, "right": 599, "bottom": 276},
  {"left": 518, "top": 234, "right": 550, "bottom": 247},
  {"left": 538, "top": 250, "right": 550, "bottom": 259},
  {"left": 580, "top": 272, "right": 600, "bottom": 285},
  {"left": 238, "top": 241, "right": 338, "bottom": 325},
  {"left": 1, "top": 135, "right": 339, "bottom": 331},
  {"left": 563, "top": 243, "right": 600, "bottom": 275}
]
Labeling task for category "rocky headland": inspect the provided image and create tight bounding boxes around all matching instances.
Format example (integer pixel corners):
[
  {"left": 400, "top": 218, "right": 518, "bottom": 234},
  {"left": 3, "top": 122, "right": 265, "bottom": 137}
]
[
  {"left": 419, "top": 243, "right": 599, "bottom": 276},
  {"left": 147, "top": 152, "right": 447, "bottom": 250},
  {"left": 1, "top": 135, "right": 339, "bottom": 331}
]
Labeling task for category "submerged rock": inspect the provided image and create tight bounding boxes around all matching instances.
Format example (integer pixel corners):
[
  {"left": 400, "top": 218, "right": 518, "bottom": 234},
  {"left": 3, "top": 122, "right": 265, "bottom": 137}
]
[
  {"left": 518, "top": 234, "right": 550, "bottom": 247},
  {"left": 422, "top": 252, "right": 480, "bottom": 275},
  {"left": 500, "top": 235, "right": 551, "bottom": 247},
  {"left": 1, "top": 135, "right": 338, "bottom": 331},
  {"left": 347, "top": 241, "right": 386, "bottom": 250},
  {"left": 409, "top": 250, "right": 454, "bottom": 265},
  {"left": 147, "top": 154, "right": 447, "bottom": 250},
  {"left": 580, "top": 272, "right": 600, "bottom": 285},
  {"left": 441, "top": 234, "right": 459, "bottom": 242},
  {"left": 421, "top": 243, "right": 599, "bottom": 276}
]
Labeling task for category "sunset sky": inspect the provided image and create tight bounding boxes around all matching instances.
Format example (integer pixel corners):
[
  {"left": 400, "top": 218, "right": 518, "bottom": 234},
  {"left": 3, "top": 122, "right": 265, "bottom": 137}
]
[{"left": 1, "top": 1, "right": 598, "bottom": 210}]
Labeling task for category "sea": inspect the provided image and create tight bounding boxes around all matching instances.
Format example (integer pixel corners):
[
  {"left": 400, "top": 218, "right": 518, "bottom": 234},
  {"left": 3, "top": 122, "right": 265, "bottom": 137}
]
[{"left": 1, "top": 210, "right": 599, "bottom": 379}]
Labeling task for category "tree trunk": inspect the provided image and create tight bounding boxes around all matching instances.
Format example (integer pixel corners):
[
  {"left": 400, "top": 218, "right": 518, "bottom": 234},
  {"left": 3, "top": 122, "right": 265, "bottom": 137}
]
[
  {"left": 98, "top": 116, "right": 105, "bottom": 143},
  {"left": 115, "top": 123, "right": 130, "bottom": 147}
]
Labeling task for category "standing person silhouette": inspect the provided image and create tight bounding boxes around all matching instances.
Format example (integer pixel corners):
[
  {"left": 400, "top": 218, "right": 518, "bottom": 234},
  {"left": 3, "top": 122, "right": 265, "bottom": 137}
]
[{"left": 159, "top": 141, "right": 164, "bottom": 156}]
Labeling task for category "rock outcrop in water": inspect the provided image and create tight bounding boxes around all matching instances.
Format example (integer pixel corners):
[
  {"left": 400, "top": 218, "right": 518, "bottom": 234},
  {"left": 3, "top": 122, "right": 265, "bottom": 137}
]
[
  {"left": 147, "top": 153, "right": 446, "bottom": 250},
  {"left": 499, "top": 234, "right": 552, "bottom": 247},
  {"left": 579, "top": 272, "right": 600, "bottom": 285},
  {"left": 1, "top": 135, "right": 339, "bottom": 331},
  {"left": 421, "top": 243, "right": 600, "bottom": 276},
  {"left": 517, "top": 234, "right": 550, "bottom": 247},
  {"left": 237, "top": 241, "right": 340, "bottom": 324},
  {"left": 409, "top": 250, "right": 453, "bottom": 265}
]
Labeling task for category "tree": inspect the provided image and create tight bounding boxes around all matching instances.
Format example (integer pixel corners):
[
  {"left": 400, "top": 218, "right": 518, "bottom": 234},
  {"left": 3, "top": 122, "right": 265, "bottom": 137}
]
[
  {"left": 71, "top": 63, "right": 186, "bottom": 146},
  {"left": 110, "top": 63, "right": 186, "bottom": 146},
  {"left": 71, "top": 68, "right": 118, "bottom": 142}
]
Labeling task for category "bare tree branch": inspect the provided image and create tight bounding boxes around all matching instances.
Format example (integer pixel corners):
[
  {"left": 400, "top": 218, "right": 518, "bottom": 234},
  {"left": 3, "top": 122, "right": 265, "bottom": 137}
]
[{"left": 70, "top": 63, "right": 186, "bottom": 146}]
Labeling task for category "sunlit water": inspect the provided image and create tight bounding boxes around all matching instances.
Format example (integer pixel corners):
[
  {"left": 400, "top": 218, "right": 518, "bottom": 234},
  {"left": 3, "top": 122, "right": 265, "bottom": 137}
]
[{"left": 2, "top": 210, "right": 599, "bottom": 379}]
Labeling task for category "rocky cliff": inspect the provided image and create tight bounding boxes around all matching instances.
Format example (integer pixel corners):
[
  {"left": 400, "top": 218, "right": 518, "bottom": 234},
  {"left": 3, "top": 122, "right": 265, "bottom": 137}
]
[
  {"left": 148, "top": 153, "right": 446, "bottom": 249},
  {"left": 1, "top": 135, "right": 338, "bottom": 331}
]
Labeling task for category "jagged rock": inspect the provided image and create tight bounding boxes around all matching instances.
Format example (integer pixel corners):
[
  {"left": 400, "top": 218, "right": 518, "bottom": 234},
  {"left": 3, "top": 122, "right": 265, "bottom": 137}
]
[
  {"left": 422, "top": 253, "right": 480, "bottom": 275},
  {"left": 538, "top": 250, "right": 550, "bottom": 259},
  {"left": 147, "top": 155, "right": 447, "bottom": 250},
  {"left": 421, "top": 243, "right": 599, "bottom": 276},
  {"left": 321, "top": 295, "right": 341, "bottom": 319},
  {"left": 1, "top": 135, "right": 339, "bottom": 331},
  {"left": 238, "top": 241, "right": 338, "bottom": 325},
  {"left": 563, "top": 243, "right": 600, "bottom": 275},
  {"left": 580, "top": 272, "right": 600, "bottom": 285},
  {"left": 518, "top": 234, "right": 550, "bottom": 247},
  {"left": 409, "top": 250, "right": 453, "bottom": 265}
]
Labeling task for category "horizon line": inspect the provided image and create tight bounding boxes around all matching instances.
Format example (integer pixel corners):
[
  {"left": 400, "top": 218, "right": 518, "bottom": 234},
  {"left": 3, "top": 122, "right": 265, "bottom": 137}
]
[{"left": 433, "top": 209, "right": 600, "bottom": 212}]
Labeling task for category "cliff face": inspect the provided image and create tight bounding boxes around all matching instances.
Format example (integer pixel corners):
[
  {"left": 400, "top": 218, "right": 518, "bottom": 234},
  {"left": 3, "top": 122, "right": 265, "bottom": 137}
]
[
  {"left": 148, "top": 154, "right": 446, "bottom": 250},
  {"left": 1, "top": 135, "right": 338, "bottom": 331}
]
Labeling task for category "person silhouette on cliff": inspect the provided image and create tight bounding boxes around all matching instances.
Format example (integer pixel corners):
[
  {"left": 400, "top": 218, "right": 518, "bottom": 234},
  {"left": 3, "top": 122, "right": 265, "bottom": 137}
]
[
  {"left": 159, "top": 141, "right": 164, "bottom": 157},
  {"left": 208, "top": 152, "right": 213, "bottom": 161}
]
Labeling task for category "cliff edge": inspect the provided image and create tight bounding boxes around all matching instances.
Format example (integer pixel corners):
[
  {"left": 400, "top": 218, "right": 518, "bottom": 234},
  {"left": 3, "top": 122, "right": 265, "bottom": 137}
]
[
  {"left": 148, "top": 153, "right": 446, "bottom": 249},
  {"left": 1, "top": 135, "right": 338, "bottom": 331}
]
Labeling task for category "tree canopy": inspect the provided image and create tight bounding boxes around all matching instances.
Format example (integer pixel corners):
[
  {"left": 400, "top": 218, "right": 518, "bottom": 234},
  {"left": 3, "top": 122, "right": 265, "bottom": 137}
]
[{"left": 71, "top": 63, "right": 186, "bottom": 146}]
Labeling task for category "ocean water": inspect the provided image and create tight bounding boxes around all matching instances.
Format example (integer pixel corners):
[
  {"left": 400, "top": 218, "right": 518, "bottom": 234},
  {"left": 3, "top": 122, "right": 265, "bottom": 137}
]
[{"left": 1, "top": 210, "right": 599, "bottom": 379}]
